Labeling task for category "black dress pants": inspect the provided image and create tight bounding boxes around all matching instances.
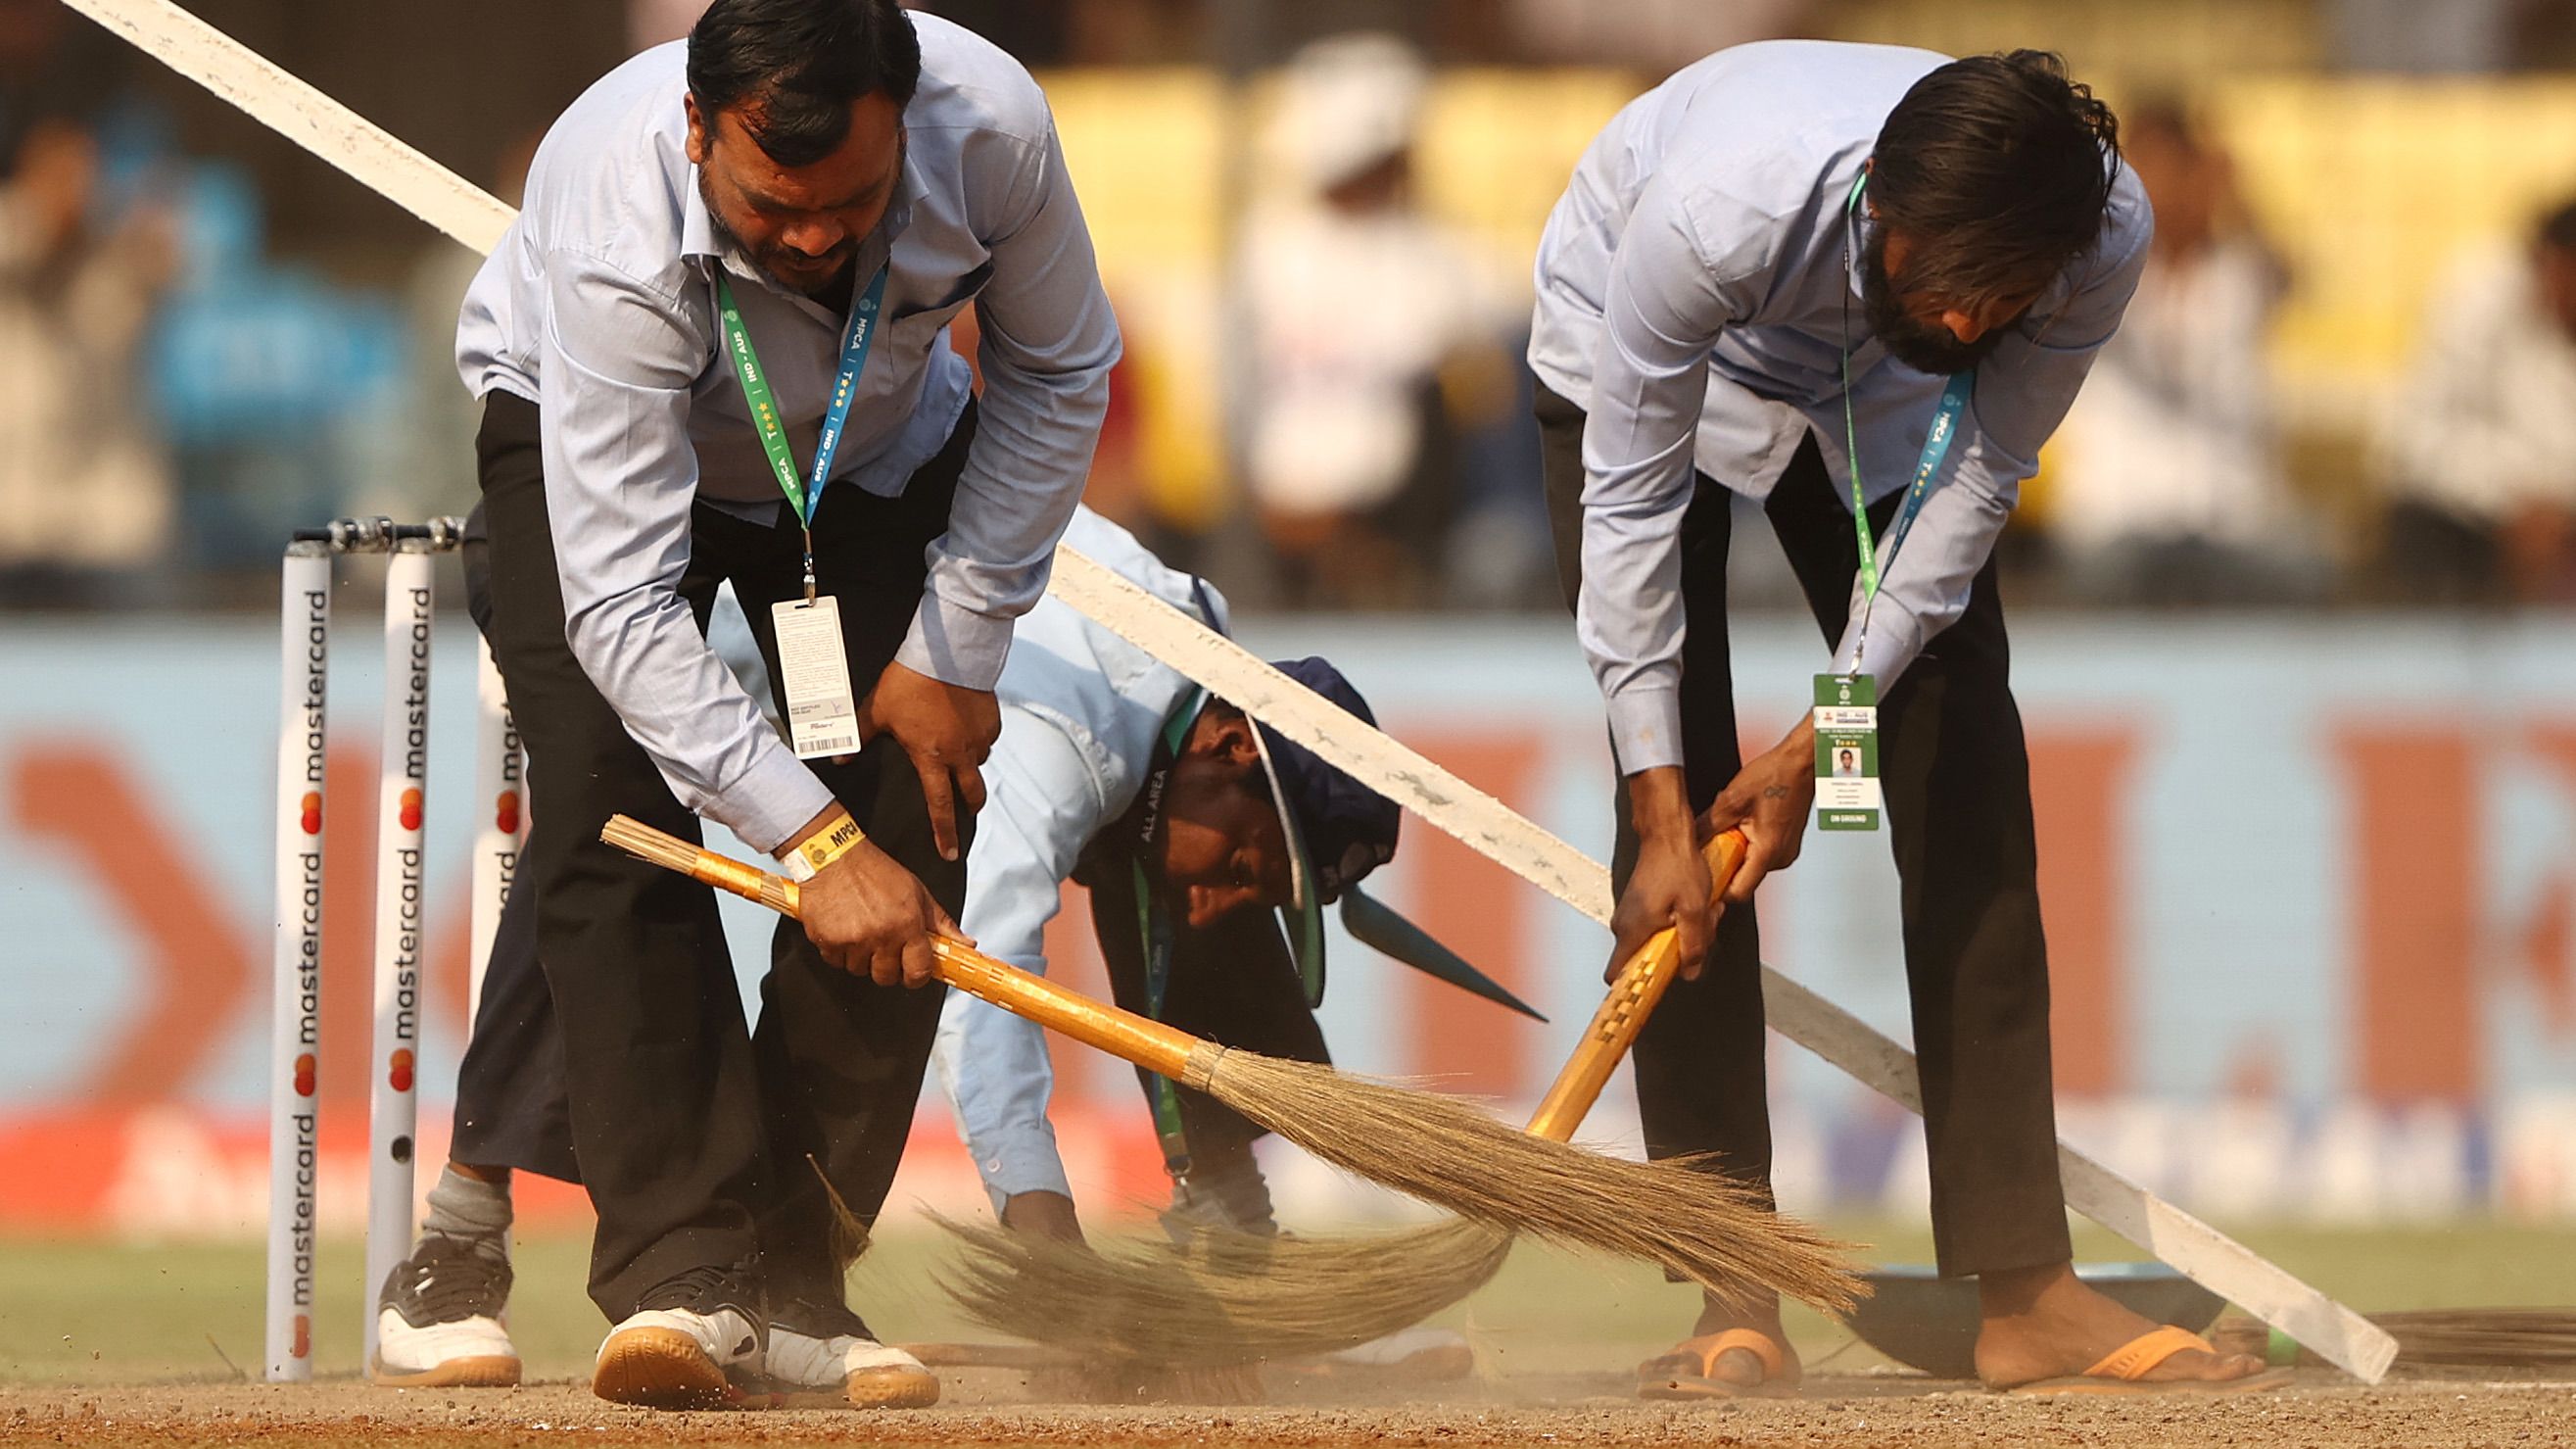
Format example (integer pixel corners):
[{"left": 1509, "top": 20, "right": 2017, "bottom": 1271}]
[
  {"left": 1536, "top": 381, "right": 2070, "bottom": 1280},
  {"left": 472, "top": 391, "right": 975, "bottom": 1320}
]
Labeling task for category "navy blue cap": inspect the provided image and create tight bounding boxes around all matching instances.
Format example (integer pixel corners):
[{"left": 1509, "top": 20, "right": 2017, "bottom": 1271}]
[{"left": 1249, "top": 656, "right": 1400, "bottom": 1004}]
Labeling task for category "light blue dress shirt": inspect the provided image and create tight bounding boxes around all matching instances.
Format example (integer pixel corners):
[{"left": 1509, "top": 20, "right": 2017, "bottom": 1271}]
[
  {"left": 1527, "top": 40, "right": 2151, "bottom": 774},
  {"left": 927, "top": 508, "right": 1223, "bottom": 1211},
  {"left": 456, "top": 19, "right": 1119, "bottom": 850}
]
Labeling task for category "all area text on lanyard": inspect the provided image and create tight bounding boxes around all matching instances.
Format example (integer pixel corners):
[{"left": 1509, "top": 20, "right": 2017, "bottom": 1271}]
[
  {"left": 1818, "top": 169, "right": 1973, "bottom": 833},
  {"left": 716, "top": 265, "right": 891, "bottom": 603}
]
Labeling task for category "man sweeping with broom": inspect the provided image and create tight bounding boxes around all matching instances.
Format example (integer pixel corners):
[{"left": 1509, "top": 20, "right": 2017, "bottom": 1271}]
[
  {"left": 371, "top": 507, "right": 1483, "bottom": 1385},
  {"left": 1531, "top": 42, "right": 2282, "bottom": 1396},
  {"left": 428, "top": 0, "right": 1116, "bottom": 1409}
]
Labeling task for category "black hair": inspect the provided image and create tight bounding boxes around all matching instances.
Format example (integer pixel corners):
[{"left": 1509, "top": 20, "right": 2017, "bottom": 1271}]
[
  {"left": 1870, "top": 50, "right": 2123, "bottom": 308},
  {"left": 688, "top": 0, "right": 921, "bottom": 168},
  {"left": 2541, "top": 198, "right": 2576, "bottom": 256}
]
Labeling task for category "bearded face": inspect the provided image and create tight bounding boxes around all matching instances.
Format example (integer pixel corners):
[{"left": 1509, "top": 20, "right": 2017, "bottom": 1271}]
[{"left": 1859, "top": 227, "right": 2021, "bottom": 375}]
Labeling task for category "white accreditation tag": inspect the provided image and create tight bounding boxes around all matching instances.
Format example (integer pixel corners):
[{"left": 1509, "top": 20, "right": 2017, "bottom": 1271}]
[{"left": 770, "top": 596, "right": 862, "bottom": 759}]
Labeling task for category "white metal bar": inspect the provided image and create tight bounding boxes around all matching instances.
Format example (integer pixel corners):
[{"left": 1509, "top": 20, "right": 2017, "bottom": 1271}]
[
  {"left": 466, "top": 641, "right": 523, "bottom": 1030},
  {"left": 361, "top": 544, "right": 435, "bottom": 1370},
  {"left": 52, "top": 0, "right": 509, "bottom": 255},
  {"left": 266, "top": 545, "right": 330, "bottom": 1382},
  {"left": 87, "top": 0, "right": 2399, "bottom": 1383}
]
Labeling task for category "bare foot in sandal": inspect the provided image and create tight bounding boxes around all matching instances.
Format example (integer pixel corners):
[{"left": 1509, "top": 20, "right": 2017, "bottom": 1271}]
[
  {"left": 1638, "top": 1294, "right": 1802, "bottom": 1399},
  {"left": 1976, "top": 1263, "right": 2285, "bottom": 1394}
]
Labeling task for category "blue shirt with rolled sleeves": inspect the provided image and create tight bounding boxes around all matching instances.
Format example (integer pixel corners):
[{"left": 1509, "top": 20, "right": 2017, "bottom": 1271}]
[
  {"left": 1526, "top": 40, "right": 2150, "bottom": 775},
  {"left": 927, "top": 508, "right": 1224, "bottom": 1211},
  {"left": 456, "top": 19, "right": 1119, "bottom": 851}
]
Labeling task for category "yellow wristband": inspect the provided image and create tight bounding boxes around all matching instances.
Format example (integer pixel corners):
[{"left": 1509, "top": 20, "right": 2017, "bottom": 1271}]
[{"left": 782, "top": 814, "right": 865, "bottom": 883}]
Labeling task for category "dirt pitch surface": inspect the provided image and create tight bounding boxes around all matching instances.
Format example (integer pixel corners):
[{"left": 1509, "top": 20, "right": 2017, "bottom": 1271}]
[{"left": 8, "top": 1368, "right": 2576, "bottom": 1449}]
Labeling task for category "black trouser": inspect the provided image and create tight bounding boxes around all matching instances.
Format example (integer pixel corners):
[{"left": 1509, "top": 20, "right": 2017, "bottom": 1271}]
[
  {"left": 1080, "top": 860, "right": 1329, "bottom": 1163},
  {"left": 448, "top": 832, "right": 578, "bottom": 1183},
  {"left": 1536, "top": 381, "right": 2070, "bottom": 1280},
  {"left": 472, "top": 391, "right": 974, "bottom": 1320}
]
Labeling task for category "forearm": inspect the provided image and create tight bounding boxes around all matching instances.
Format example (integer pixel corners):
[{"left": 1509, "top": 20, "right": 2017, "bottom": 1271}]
[
  {"left": 898, "top": 358, "right": 1104, "bottom": 689},
  {"left": 932, "top": 990, "right": 1072, "bottom": 1214}
]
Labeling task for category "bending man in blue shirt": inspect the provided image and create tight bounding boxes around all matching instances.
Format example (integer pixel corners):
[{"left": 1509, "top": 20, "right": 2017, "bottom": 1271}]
[
  {"left": 434, "top": 0, "right": 1115, "bottom": 1411},
  {"left": 1531, "top": 44, "right": 2277, "bottom": 1396}
]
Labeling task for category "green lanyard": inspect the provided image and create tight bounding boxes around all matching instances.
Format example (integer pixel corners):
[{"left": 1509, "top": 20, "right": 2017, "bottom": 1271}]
[
  {"left": 715, "top": 265, "right": 889, "bottom": 599},
  {"left": 1133, "top": 685, "right": 1210, "bottom": 1177},
  {"left": 1839, "top": 171, "right": 1972, "bottom": 666}
]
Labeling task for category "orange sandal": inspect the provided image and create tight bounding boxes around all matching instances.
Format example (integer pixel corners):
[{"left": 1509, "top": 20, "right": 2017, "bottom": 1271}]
[
  {"left": 2007, "top": 1325, "right": 2292, "bottom": 1396},
  {"left": 1638, "top": 1328, "right": 1800, "bottom": 1399}
]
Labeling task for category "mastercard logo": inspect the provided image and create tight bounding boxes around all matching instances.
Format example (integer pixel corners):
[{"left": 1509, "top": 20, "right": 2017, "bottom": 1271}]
[
  {"left": 293, "top": 1053, "right": 316, "bottom": 1097},
  {"left": 496, "top": 791, "right": 520, "bottom": 834},
  {"left": 292, "top": 1314, "right": 310, "bottom": 1359},
  {"left": 388, "top": 1048, "right": 414, "bottom": 1093},
  {"left": 399, "top": 788, "right": 423, "bottom": 832},
  {"left": 300, "top": 793, "right": 321, "bottom": 835}
]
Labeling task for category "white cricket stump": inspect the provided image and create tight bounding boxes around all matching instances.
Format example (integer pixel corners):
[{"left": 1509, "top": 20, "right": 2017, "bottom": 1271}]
[
  {"left": 361, "top": 541, "right": 437, "bottom": 1371},
  {"left": 265, "top": 542, "right": 330, "bottom": 1383},
  {"left": 466, "top": 639, "right": 524, "bottom": 1031}
]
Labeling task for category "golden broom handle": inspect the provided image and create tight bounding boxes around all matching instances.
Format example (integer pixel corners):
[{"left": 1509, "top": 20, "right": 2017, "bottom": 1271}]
[
  {"left": 1523, "top": 829, "right": 1749, "bottom": 1141},
  {"left": 600, "top": 814, "right": 1206, "bottom": 1082}
]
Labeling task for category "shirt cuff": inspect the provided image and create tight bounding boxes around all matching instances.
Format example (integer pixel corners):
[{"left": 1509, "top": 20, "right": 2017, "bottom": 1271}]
[
  {"left": 714, "top": 739, "right": 837, "bottom": 856},
  {"left": 1606, "top": 683, "right": 1686, "bottom": 776},
  {"left": 964, "top": 1118, "right": 1073, "bottom": 1216},
  {"left": 1830, "top": 606, "right": 1929, "bottom": 692},
  {"left": 896, "top": 592, "right": 1015, "bottom": 692}
]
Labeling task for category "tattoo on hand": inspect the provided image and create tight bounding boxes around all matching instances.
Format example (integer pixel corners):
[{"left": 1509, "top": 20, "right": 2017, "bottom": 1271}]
[{"left": 1762, "top": 785, "right": 1789, "bottom": 800}]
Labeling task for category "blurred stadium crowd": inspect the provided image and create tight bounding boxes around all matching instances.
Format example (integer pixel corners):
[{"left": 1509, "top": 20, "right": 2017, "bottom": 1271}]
[{"left": 6, "top": 0, "right": 2576, "bottom": 614}]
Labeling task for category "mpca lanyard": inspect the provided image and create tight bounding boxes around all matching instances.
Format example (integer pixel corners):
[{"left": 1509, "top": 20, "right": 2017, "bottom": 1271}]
[
  {"left": 1820, "top": 169, "right": 1972, "bottom": 833},
  {"left": 715, "top": 266, "right": 890, "bottom": 601},
  {"left": 1837, "top": 169, "right": 1972, "bottom": 670}
]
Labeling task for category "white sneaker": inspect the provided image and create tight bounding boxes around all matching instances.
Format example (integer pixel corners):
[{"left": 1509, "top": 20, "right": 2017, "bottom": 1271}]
[
  {"left": 592, "top": 1304, "right": 762, "bottom": 1410},
  {"left": 765, "top": 1304, "right": 940, "bottom": 1409},
  {"left": 370, "top": 1234, "right": 521, "bottom": 1387}
]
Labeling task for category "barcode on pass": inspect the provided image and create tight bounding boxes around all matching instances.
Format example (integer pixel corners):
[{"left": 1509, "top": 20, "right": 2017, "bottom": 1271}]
[{"left": 804, "top": 734, "right": 855, "bottom": 754}]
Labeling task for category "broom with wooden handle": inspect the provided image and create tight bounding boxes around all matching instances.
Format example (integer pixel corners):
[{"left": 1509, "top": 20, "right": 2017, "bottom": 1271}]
[
  {"left": 600, "top": 816, "right": 1858, "bottom": 1326},
  {"left": 941, "top": 832, "right": 1848, "bottom": 1367}
]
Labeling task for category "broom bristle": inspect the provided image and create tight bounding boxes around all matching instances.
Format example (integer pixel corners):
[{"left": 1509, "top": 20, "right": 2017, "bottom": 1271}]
[
  {"left": 2217, "top": 1309, "right": 2576, "bottom": 1371},
  {"left": 2377, "top": 1309, "right": 2576, "bottom": 1368},
  {"left": 1198, "top": 1051, "right": 1864, "bottom": 1316},
  {"left": 807, "top": 1153, "right": 872, "bottom": 1274},
  {"left": 937, "top": 1214, "right": 1515, "bottom": 1366}
]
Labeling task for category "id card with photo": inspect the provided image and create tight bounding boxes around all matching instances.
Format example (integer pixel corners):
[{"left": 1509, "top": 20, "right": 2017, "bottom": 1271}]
[
  {"left": 771, "top": 596, "right": 862, "bottom": 759},
  {"left": 1813, "top": 673, "right": 1881, "bottom": 832}
]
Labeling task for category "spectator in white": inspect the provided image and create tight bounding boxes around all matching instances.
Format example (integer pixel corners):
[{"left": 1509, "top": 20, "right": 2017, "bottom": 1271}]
[
  {"left": 0, "top": 114, "right": 176, "bottom": 592},
  {"left": 2048, "top": 102, "right": 2316, "bottom": 605},
  {"left": 1236, "top": 33, "right": 1522, "bottom": 607},
  {"left": 2378, "top": 197, "right": 2576, "bottom": 603}
]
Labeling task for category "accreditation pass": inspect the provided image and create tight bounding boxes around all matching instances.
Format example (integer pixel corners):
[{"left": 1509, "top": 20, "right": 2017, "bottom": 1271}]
[
  {"left": 1812, "top": 673, "right": 1881, "bottom": 832},
  {"left": 771, "top": 596, "right": 863, "bottom": 758}
]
